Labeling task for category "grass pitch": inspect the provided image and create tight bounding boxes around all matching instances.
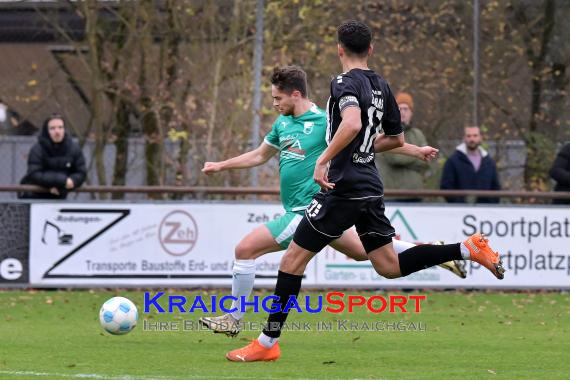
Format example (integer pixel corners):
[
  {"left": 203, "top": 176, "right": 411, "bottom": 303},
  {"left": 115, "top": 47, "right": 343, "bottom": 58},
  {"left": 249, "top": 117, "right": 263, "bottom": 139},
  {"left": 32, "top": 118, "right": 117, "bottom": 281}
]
[{"left": 0, "top": 289, "right": 568, "bottom": 380}]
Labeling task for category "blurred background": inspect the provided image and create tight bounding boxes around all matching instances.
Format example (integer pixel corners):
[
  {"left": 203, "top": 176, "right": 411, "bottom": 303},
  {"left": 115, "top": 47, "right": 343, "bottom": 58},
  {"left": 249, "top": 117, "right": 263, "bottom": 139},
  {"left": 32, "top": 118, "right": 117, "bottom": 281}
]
[{"left": 0, "top": 0, "right": 568, "bottom": 199}]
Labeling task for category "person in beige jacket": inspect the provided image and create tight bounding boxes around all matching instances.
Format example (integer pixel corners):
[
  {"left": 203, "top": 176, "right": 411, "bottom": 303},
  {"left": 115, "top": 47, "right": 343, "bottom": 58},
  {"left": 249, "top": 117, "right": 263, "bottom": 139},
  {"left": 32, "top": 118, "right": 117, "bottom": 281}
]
[{"left": 376, "top": 92, "right": 428, "bottom": 201}]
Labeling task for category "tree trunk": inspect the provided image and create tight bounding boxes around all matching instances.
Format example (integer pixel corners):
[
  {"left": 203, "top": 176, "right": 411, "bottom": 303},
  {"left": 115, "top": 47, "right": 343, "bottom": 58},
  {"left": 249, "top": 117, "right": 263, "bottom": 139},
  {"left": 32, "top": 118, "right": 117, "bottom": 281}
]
[
  {"left": 521, "top": 0, "right": 556, "bottom": 191},
  {"left": 84, "top": 0, "right": 107, "bottom": 196},
  {"left": 111, "top": 99, "right": 130, "bottom": 199},
  {"left": 206, "top": 59, "right": 222, "bottom": 157}
]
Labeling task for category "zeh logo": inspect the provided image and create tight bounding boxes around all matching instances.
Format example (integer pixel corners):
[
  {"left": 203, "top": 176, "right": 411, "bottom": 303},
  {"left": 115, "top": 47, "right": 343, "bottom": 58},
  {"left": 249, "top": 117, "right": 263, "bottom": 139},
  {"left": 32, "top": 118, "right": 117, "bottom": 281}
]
[{"left": 158, "top": 210, "right": 198, "bottom": 256}]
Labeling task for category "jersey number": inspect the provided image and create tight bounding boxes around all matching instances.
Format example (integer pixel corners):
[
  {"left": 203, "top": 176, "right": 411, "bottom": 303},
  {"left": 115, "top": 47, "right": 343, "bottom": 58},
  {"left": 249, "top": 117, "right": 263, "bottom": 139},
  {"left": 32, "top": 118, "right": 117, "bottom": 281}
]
[
  {"left": 306, "top": 199, "right": 322, "bottom": 218},
  {"left": 359, "top": 106, "right": 383, "bottom": 153}
]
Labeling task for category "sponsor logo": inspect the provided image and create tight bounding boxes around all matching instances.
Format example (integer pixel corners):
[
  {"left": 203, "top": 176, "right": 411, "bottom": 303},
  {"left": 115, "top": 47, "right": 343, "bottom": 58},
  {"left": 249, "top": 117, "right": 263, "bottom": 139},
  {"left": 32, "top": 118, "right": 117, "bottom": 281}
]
[
  {"left": 352, "top": 152, "right": 374, "bottom": 164},
  {"left": 41, "top": 221, "right": 73, "bottom": 245},
  {"left": 39, "top": 208, "right": 130, "bottom": 279},
  {"left": 159, "top": 210, "right": 198, "bottom": 256}
]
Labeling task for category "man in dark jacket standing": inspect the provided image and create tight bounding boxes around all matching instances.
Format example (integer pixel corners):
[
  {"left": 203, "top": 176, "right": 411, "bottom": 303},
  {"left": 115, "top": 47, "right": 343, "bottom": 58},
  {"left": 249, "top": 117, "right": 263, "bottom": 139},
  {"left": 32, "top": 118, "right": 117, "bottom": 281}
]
[
  {"left": 440, "top": 125, "right": 501, "bottom": 203},
  {"left": 20, "top": 114, "right": 86, "bottom": 199},
  {"left": 549, "top": 143, "right": 570, "bottom": 205}
]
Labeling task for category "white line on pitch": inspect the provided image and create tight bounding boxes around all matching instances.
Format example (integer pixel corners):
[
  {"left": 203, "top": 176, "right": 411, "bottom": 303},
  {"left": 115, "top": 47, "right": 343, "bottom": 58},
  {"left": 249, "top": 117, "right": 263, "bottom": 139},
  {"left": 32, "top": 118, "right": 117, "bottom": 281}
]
[{"left": 0, "top": 370, "right": 305, "bottom": 380}]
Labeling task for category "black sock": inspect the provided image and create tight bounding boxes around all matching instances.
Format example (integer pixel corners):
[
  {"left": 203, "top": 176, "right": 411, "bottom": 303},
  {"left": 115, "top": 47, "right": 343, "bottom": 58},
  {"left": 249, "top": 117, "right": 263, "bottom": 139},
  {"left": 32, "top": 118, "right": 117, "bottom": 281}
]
[
  {"left": 262, "top": 270, "right": 303, "bottom": 339},
  {"left": 398, "top": 243, "right": 463, "bottom": 277}
]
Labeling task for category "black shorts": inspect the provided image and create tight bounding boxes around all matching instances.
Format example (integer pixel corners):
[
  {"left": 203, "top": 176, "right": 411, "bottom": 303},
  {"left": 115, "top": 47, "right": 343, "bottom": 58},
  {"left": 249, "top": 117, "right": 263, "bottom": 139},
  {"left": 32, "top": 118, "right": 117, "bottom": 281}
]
[{"left": 293, "top": 192, "right": 395, "bottom": 253}]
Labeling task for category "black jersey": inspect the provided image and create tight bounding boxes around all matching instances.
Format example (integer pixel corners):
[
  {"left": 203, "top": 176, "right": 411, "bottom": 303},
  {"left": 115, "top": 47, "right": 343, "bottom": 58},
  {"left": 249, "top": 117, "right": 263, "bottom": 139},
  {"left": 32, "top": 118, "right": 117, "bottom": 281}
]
[{"left": 326, "top": 68, "right": 402, "bottom": 198}]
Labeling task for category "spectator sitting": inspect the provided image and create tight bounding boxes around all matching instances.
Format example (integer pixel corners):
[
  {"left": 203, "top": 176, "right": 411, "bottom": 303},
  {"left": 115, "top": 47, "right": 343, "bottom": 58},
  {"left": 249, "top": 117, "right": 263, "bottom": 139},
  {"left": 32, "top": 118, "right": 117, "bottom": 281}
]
[
  {"left": 440, "top": 125, "right": 501, "bottom": 203},
  {"left": 19, "top": 114, "right": 86, "bottom": 199},
  {"left": 549, "top": 142, "right": 570, "bottom": 205},
  {"left": 376, "top": 92, "right": 428, "bottom": 202}
]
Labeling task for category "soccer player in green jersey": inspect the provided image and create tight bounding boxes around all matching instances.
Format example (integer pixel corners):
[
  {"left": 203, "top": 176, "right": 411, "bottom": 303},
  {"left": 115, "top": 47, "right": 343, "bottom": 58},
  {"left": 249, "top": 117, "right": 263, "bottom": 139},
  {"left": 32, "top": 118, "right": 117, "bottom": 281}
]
[{"left": 201, "top": 66, "right": 464, "bottom": 337}]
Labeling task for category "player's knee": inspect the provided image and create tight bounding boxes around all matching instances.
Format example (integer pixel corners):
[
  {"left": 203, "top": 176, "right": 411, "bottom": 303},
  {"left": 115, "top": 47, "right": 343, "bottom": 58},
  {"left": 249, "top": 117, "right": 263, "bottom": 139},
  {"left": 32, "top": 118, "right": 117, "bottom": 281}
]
[
  {"left": 343, "top": 247, "right": 368, "bottom": 261},
  {"left": 279, "top": 253, "right": 300, "bottom": 273},
  {"left": 370, "top": 257, "right": 401, "bottom": 279},
  {"left": 234, "top": 240, "right": 255, "bottom": 260},
  {"left": 352, "top": 251, "right": 368, "bottom": 261},
  {"left": 279, "top": 247, "right": 310, "bottom": 275},
  {"left": 380, "top": 270, "right": 401, "bottom": 279}
]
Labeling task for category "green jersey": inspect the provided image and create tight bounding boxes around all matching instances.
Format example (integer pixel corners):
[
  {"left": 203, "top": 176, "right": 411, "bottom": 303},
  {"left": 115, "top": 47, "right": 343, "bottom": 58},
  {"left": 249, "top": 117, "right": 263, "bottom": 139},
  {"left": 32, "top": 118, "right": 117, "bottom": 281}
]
[{"left": 264, "top": 104, "right": 327, "bottom": 213}]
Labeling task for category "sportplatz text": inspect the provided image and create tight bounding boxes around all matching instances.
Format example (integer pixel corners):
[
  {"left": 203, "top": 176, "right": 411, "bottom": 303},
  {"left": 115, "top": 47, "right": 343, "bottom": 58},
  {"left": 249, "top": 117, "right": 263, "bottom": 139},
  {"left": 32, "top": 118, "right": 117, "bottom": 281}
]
[{"left": 144, "top": 292, "right": 427, "bottom": 314}]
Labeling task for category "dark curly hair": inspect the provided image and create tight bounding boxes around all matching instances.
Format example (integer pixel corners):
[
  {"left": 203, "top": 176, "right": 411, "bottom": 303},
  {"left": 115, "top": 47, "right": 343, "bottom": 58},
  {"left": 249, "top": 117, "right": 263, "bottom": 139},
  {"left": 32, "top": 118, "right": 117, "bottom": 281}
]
[{"left": 337, "top": 20, "right": 372, "bottom": 57}]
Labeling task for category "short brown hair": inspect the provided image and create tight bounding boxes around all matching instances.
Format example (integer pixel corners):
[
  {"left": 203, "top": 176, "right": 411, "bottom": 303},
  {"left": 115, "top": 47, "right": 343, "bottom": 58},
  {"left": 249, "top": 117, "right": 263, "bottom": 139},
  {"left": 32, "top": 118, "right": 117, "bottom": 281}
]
[{"left": 271, "top": 66, "right": 308, "bottom": 97}]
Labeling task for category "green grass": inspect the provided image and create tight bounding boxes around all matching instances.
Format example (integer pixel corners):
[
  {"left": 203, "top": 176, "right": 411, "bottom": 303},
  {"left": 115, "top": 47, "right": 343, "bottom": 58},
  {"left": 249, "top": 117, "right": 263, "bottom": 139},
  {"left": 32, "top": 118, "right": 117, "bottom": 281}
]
[{"left": 0, "top": 289, "right": 568, "bottom": 380}]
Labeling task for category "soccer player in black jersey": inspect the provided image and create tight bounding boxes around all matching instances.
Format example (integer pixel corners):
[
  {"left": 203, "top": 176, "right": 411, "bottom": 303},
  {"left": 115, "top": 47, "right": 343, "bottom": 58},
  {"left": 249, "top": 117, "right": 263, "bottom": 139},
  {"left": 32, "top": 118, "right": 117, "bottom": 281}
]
[{"left": 226, "top": 20, "right": 505, "bottom": 362}]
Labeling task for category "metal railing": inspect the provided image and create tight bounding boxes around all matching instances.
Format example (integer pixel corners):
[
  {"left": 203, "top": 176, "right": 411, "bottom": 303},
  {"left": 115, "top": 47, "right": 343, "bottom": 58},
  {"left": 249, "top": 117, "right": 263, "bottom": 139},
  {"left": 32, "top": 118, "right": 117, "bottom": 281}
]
[{"left": 2, "top": 184, "right": 570, "bottom": 200}]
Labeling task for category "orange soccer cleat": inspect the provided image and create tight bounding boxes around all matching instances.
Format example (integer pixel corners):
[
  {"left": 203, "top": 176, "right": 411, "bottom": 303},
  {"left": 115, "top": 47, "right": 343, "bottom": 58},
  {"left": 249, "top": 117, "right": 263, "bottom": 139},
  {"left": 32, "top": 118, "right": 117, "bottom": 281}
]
[
  {"left": 463, "top": 233, "right": 505, "bottom": 279},
  {"left": 226, "top": 339, "right": 281, "bottom": 362}
]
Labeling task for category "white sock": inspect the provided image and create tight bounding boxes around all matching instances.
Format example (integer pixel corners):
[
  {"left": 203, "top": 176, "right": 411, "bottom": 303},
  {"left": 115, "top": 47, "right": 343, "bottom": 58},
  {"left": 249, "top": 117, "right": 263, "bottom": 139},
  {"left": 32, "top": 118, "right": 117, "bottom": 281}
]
[
  {"left": 392, "top": 238, "right": 416, "bottom": 254},
  {"left": 258, "top": 332, "right": 278, "bottom": 348},
  {"left": 460, "top": 243, "right": 471, "bottom": 260},
  {"left": 230, "top": 259, "right": 256, "bottom": 320}
]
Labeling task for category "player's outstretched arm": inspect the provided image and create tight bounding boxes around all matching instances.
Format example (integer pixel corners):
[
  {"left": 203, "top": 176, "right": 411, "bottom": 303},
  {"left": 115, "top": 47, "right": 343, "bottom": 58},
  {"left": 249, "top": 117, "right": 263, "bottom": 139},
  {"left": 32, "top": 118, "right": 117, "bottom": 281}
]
[
  {"left": 384, "top": 143, "right": 439, "bottom": 162},
  {"left": 373, "top": 132, "right": 405, "bottom": 154},
  {"left": 202, "top": 142, "right": 278, "bottom": 175}
]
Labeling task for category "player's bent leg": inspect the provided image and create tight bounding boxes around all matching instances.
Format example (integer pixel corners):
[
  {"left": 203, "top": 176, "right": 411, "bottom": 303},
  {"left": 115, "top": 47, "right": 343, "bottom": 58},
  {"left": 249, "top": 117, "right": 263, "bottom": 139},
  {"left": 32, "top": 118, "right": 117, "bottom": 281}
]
[
  {"left": 394, "top": 239, "right": 467, "bottom": 279},
  {"left": 367, "top": 241, "right": 402, "bottom": 279},
  {"left": 234, "top": 224, "right": 283, "bottom": 260},
  {"left": 227, "top": 242, "right": 315, "bottom": 362},
  {"left": 227, "top": 214, "right": 329, "bottom": 362},
  {"left": 432, "top": 240, "right": 467, "bottom": 279},
  {"left": 383, "top": 237, "right": 502, "bottom": 280},
  {"left": 391, "top": 238, "right": 416, "bottom": 253},
  {"left": 279, "top": 240, "right": 317, "bottom": 275},
  {"left": 364, "top": 231, "right": 467, "bottom": 279},
  {"left": 200, "top": 225, "right": 282, "bottom": 337},
  {"left": 335, "top": 234, "right": 467, "bottom": 278},
  {"left": 374, "top": 239, "right": 467, "bottom": 279},
  {"left": 232, "top": 225, "right": 282, "bottom": 322},
  {"left": 329, "top": 228, "right": 367, "bottom": 261}
]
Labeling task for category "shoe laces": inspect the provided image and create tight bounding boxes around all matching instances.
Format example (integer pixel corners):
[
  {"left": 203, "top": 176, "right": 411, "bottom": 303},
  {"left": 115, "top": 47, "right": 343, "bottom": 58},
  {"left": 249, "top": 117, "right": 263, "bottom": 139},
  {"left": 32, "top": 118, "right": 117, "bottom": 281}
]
[{"left": 477, "top": 234, "right": 500, "bottom": 260}]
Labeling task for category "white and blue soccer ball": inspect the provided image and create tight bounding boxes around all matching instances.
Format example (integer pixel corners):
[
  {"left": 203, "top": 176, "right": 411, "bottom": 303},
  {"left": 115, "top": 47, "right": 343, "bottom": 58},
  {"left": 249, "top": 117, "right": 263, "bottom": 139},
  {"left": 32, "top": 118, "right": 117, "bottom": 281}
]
[{"left": 99, "top": 296, "right": 138, "bottom": 335}]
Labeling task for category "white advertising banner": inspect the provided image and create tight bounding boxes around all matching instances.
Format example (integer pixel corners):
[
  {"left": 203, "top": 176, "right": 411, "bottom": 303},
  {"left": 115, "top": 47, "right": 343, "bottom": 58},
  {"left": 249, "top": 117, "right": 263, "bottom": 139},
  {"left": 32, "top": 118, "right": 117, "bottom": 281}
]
[
  {"left": 30, "top": 203, "right": 570, "bottom": 288},
  {"left": 30, "top": 203, "right": 315, "bottom": 286},
  {"left": 319, "top": 205, "right": 570, "bottom": 288}
]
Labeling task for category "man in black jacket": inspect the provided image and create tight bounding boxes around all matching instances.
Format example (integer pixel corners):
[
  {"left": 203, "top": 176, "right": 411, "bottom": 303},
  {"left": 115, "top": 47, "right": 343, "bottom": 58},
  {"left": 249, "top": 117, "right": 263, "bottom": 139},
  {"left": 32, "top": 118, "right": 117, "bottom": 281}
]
[
  {"left": 440, "top": 126, "right": 501, "bottom": 203},
  {"left": 549, "top": 143, "right": 570, "bottom": 205},
  {"left": 19, "top": 114, "right": 86, "bottom": 199}
]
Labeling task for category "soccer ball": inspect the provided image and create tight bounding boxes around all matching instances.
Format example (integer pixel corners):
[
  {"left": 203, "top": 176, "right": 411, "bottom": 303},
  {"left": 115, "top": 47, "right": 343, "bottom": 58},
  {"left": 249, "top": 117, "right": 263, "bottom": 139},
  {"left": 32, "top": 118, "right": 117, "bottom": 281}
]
[{"left": 99, "top": 296, "right": 138, "bottom": 335}]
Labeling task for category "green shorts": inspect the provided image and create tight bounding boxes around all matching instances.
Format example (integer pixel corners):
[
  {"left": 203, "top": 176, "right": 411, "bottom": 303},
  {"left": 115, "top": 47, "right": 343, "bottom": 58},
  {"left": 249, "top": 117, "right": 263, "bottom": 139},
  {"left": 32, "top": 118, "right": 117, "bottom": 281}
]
[{"left": 265, "top": 211, "right": 304, "bottom": 249}]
